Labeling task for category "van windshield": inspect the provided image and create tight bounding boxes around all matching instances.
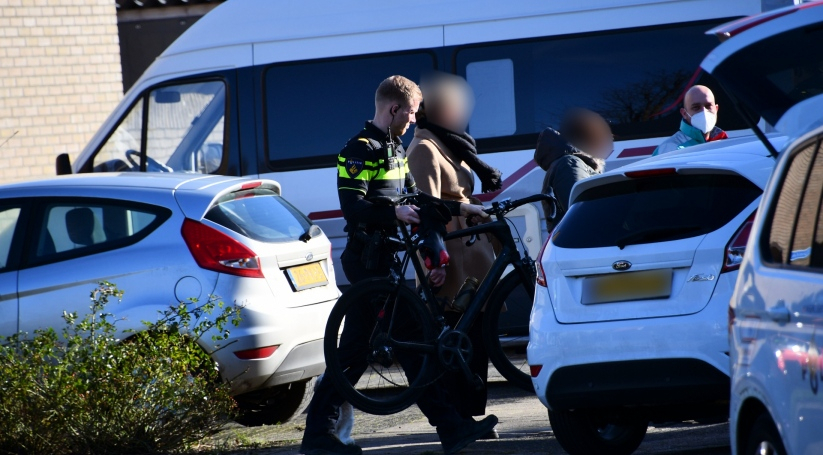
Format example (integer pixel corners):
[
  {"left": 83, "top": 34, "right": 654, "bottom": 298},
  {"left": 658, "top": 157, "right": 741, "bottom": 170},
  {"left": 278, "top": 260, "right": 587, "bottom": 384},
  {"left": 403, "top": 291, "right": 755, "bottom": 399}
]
[{"left": 552, "top": 173, "right": 761, "bottom": 249}]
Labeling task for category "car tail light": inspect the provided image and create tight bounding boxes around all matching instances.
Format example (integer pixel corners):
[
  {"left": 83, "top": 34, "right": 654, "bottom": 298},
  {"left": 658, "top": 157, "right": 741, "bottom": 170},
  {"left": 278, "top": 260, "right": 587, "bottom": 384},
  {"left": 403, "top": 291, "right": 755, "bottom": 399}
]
[
  {"left": 624, "top": 168, "right": 676, "bottom": 178},
  {"left": 530, "top": 365, "right": 542, "bottom": 377},
  {"left": 234, "top": 345, "right": 279, "bottom": 360},
  {"left": 722, "top": 211, "right": 756, "bottom": 273},
  {"left": 181, "top": 219, "right": 264, "bottom": 278},
  {"left": 536, "top": 236, "right": 551, "bottom": 287}
]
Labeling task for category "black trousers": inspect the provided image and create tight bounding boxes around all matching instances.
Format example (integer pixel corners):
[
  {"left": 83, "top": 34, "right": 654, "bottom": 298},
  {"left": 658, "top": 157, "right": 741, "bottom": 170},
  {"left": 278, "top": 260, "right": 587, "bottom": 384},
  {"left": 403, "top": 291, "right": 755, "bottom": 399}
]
[
  {"left": 303, "top": 246, "right": 466, "bottom": 438},
  {"left": 442, "top": 310, "right": 488, "bottom": 418}
]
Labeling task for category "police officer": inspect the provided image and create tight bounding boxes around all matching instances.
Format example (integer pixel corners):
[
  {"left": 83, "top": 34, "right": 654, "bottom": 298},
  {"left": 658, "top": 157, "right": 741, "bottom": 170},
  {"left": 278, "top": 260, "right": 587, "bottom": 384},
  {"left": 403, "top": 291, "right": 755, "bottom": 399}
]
[{"left": 299, "top": 76, "right": 497, "bottom": 455}]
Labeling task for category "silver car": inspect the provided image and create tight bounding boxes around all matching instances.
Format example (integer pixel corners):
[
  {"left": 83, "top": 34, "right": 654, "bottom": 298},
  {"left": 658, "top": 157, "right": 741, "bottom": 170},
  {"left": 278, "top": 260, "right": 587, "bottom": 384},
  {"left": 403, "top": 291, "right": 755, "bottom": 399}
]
[{"left": 0, "top": 173, "right": 339, "bottom": 424}]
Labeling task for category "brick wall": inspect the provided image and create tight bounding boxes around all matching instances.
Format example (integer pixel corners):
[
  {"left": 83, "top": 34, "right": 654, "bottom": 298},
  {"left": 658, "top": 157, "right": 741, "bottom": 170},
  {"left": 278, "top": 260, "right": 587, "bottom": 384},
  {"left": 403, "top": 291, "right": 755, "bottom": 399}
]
[{"left": 0, "top": 0, "right": 123, "bottom": 183}]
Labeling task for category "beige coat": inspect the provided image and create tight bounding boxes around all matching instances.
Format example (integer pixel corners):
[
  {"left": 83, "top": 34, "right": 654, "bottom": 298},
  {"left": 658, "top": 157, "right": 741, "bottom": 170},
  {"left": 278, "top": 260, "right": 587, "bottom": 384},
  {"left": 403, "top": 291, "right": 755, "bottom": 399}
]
[{"left": 407, "top": 127, "right": 496, "bottom": 302}]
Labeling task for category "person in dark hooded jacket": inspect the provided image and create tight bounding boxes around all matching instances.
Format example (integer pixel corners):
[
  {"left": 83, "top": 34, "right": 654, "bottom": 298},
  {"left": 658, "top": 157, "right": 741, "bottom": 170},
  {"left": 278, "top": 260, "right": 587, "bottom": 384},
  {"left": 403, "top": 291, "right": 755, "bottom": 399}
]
[{"left": 534, "top": 108, "right": 613, "bottom": 230}]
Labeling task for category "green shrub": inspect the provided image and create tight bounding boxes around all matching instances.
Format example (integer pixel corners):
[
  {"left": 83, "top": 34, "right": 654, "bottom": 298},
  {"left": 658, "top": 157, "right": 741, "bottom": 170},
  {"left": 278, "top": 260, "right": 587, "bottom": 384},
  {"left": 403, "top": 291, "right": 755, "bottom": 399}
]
[{"left": 0, "top": 282, "right": 242, "bottom": 455}]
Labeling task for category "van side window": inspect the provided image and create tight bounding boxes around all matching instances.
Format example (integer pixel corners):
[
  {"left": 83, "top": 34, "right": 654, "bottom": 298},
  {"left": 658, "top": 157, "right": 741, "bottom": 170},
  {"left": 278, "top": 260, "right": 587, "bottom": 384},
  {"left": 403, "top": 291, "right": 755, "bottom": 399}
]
[
  {"left": 93, "top": 80, "right": 226, "bottom": 174},
  {"left": 765, "top": 142, "right": 820, "bottom": 266},
  {"left": 455, "top": 20, "right": 747, "bottom": 152},
  {"left": 263, "top": 52, "right": 437, "bottom": 171}
]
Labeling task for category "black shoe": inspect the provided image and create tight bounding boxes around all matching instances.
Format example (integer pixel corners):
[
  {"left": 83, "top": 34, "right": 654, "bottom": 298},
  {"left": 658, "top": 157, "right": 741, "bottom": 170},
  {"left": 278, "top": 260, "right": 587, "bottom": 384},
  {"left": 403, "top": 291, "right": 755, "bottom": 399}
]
[
  {"left": 437, "top": 415, "right": 499, "bottom": 454},
  {"left": 478, "top": 427, "right": 499, "bottom": 440},
  {"left": 300, "top": 433, "right": 362, "bottom": 455}
]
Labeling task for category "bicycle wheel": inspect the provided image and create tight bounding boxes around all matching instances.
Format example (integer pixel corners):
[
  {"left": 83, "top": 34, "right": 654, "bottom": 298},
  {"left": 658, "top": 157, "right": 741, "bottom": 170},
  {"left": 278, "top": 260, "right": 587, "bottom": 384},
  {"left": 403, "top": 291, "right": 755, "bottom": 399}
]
[
  {"left": 323, "top": 277, "right": 439, "bottom": 415},
  {"left": 482, "top": 268, "right": 536, "bottom": 391}
]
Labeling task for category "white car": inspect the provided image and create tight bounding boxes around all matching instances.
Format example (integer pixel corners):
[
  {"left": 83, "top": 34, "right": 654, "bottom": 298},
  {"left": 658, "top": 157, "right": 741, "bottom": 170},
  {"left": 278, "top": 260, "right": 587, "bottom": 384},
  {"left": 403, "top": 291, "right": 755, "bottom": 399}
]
[
  {"left": 528, "top": 133, "right": 783, "bottom": 455},
  {"left": 529, "top": 2, "right": 823, "bottom": 454},
  {"left": 0, "top": 173, "right": 339, "bottom": 424},
  {"left": 719, "top": 3, "right": 823, "bottom": 455}
]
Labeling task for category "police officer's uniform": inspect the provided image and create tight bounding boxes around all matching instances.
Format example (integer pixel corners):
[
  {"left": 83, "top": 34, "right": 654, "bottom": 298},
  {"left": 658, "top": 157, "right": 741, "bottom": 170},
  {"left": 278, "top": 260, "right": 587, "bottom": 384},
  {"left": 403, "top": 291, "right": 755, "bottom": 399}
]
[{"left": 303, "top": 120, "right": 470, "bottom": 445}]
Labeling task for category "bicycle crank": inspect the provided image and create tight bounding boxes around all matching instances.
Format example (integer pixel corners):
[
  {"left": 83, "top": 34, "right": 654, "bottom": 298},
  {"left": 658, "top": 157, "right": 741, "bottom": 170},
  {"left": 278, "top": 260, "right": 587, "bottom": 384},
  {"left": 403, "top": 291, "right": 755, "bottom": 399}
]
[{"left": 437, "top": 329, "right": 473, "bottom": 372}]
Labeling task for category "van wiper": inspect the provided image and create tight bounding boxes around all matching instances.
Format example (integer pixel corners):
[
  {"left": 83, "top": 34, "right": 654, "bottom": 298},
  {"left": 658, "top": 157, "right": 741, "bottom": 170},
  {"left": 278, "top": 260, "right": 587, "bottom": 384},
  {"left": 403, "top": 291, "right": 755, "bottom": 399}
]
[
  {"left": 615, "top": 225, "right": 702, "bottom": 250},
  {"left": 299, "top": 224, "right": 322, "bottom": 243}
]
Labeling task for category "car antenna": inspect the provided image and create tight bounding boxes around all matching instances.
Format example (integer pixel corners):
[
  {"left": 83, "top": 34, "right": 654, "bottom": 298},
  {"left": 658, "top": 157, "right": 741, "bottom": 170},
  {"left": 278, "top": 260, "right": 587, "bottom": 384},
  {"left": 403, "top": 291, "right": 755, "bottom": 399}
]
[{"left": 0, "top": 130, "right": 18, "bottom": 150}]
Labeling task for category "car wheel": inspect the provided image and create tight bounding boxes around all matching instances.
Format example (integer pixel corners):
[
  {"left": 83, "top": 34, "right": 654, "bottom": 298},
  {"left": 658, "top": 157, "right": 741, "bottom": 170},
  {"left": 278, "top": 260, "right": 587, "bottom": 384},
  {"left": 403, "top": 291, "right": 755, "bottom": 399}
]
[
  {"left": 549, "top": 408, "right": 648, "bottom": 455},
  {"left": 744, "top": 413, "right": 786, "bottom": 455},
  {"left": 235, "top": 378, "right": 315, "bottom": 426}
]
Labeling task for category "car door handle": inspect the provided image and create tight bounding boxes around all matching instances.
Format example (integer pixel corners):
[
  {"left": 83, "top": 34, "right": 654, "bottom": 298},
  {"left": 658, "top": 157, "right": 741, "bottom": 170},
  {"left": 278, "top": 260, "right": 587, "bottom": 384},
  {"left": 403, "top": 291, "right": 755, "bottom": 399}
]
[{"left": 767, "top": 306, "right": 791, "bottom": 323}]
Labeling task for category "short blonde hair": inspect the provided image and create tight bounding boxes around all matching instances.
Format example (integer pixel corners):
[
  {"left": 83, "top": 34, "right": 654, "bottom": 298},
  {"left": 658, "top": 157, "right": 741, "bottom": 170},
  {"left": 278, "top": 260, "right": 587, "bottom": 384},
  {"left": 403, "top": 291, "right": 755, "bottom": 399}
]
[{"left": 375, "top": 75, "right": 422, "bottom": 109}]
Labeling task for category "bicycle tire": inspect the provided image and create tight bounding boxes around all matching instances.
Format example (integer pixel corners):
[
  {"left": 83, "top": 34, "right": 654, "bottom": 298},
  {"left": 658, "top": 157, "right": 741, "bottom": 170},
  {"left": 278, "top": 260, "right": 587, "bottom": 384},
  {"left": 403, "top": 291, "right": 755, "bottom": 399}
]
[
  {"left": 323, "top": 277, "right": 439, "bottom": 415},
  {"left": 482, "top": 269, "right": 536, "bottom": 392}
]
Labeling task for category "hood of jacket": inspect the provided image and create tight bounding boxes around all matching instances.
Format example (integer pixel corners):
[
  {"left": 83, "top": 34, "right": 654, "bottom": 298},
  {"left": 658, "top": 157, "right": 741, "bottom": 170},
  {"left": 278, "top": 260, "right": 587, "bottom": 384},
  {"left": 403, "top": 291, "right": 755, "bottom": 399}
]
[{"left": 533, "top": 127, "right": 604, "bottom": 173}]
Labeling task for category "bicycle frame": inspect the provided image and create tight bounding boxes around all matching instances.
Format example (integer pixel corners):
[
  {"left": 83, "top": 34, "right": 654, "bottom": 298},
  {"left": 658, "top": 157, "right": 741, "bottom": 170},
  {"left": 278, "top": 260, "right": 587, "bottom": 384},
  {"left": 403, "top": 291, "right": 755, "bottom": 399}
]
[{"left": 394, "top": 216, "right": 536, "bottom": 344}]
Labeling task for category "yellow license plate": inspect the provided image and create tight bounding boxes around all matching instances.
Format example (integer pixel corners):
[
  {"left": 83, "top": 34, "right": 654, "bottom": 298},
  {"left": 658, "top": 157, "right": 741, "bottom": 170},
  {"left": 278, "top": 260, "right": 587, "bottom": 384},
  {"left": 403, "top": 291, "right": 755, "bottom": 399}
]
[
  {"left": 581, "top": 269, "right": 671, "bottom": 305},
  {"left": 286, "top": 262, "right": 328, "bottom": 291}
]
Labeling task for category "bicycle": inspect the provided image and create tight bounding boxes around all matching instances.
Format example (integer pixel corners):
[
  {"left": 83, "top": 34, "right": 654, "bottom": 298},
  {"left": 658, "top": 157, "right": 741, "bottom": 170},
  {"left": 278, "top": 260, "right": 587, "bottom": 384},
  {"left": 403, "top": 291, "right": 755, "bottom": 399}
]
[{"left": 323, "top": 192, "right": 557, "bottom": 415}]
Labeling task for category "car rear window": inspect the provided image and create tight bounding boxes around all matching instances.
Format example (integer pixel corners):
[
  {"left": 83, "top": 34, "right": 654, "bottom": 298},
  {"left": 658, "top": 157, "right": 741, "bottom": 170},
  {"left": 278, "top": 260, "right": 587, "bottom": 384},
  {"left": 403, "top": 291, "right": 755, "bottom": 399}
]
[
  {"left": 205, "top": 188, "right": 314, "bottom": 243},
  {"left": 711, "top": 23, "right": 823, "bottom": 126},
  {"left": 552, "top": 173, "right": 761, "bottom": 249}
]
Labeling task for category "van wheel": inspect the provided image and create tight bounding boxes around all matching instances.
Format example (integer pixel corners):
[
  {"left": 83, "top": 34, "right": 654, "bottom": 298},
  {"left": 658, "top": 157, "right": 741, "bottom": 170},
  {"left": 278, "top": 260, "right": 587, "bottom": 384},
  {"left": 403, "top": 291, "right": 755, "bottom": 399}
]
[
  {"left": 549, "top": 409, "right": 648, "bottom": 455},
  {"left": 744, "top": 413, "right": 786, "bottom": 455},
  {"left": 235, "top": 378, "right": 314, "bottom": 426}
]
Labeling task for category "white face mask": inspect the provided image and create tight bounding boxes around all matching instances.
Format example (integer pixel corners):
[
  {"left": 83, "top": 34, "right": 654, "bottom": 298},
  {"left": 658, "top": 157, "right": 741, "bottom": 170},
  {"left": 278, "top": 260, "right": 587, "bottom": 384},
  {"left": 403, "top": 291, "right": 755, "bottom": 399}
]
[{"left": 687, "top": 110, "right": 717, "bottom": 135}]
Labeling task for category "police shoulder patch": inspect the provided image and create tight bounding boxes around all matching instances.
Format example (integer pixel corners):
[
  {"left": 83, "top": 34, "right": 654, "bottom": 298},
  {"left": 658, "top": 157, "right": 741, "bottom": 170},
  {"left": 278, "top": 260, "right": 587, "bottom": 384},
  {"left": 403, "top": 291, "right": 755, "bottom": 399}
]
[{"left": 346, "top": 158, "right": 364, "bottom": 178}]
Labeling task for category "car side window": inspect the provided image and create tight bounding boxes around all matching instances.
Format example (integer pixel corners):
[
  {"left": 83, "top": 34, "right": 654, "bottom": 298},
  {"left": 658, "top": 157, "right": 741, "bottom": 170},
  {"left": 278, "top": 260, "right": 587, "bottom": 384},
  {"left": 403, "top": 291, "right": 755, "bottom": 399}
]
[
  {"left": 0, "top": 206, "right": 22, "bottom": 271},
  {"left": 31, "top": 201, "right": 169, "bottom": 266},
  {"left": 765, "top": 141, "right": 822, "bottom": 267},
  {"left": 93, "top": 80, "right": 226, "bottom": 174}
]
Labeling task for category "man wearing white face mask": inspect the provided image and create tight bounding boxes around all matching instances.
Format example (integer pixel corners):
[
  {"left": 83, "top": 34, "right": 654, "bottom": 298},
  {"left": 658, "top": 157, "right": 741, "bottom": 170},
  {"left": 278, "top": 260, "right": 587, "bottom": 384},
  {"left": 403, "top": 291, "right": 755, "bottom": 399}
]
[{"left": 652, "top": 85, "right": 728, "bottom": 156}]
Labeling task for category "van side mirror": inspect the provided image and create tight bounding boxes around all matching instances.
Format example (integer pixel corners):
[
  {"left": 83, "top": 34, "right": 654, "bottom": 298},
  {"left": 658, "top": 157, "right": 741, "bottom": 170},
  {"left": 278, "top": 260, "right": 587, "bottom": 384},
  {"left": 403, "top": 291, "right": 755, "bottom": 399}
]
[{"left": 55, "top": 153, "right": 72, "bottom": 175}]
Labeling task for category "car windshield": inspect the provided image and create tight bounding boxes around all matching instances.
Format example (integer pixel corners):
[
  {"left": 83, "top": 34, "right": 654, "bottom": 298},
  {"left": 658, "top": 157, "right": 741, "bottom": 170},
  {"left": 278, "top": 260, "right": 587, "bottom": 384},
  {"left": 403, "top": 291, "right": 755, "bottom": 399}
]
[
  {"left": 710, "top": 22, "right": 823, "bottom": 126},
  {"left": 205, "top": 188, "right": 314, "bottom": 243},
  {"left": 552, "top": 173, "right": 761, "bottom": 249}
]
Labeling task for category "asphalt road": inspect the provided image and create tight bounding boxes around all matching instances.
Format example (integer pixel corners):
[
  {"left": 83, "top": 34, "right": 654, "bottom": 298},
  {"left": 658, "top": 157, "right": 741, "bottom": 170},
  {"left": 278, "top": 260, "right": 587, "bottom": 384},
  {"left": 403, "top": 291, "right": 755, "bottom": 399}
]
[{"left": 209, "top": 381, "right": 732, "bottom": 455}]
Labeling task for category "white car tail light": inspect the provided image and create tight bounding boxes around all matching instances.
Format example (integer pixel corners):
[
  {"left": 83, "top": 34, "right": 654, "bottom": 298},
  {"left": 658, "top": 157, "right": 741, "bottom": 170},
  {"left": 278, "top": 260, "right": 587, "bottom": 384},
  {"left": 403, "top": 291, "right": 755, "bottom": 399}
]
[
  {"left": 536, "top": 236, "right": 551, "bottom": 287},
  {"left": 181, "top": 219, "right": 264, "bottom": 278},
  {"left": 722, "top": 211, "right": 756, "bottom": 273}
]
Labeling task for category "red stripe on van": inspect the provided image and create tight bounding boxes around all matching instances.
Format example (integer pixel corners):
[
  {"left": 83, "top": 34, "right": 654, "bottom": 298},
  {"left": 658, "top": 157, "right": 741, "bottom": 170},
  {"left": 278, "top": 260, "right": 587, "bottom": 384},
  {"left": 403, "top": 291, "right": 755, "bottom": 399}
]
[
  {"left": 308, "top": 209, "right": 343, "bottom": 220},
  {"left": 617, "top": 146, "right": 656, "bottom": 158},
  {"left": 475, "top": 160, "right": 540, "bottom": 202}
]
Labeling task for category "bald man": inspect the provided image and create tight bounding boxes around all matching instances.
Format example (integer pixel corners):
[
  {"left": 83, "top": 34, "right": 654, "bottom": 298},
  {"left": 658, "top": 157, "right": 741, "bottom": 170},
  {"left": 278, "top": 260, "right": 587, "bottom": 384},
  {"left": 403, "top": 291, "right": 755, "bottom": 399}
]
[{"left": 653, "top": 85, "right": 728, "bottom": 156}]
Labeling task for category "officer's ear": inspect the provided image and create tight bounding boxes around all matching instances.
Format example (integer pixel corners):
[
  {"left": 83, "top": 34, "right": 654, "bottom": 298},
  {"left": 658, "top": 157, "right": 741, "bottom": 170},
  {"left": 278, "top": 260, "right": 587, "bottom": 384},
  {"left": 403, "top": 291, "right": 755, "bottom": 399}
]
[{"left": 391, "top": 105, "right": 399, "bottom": 116}]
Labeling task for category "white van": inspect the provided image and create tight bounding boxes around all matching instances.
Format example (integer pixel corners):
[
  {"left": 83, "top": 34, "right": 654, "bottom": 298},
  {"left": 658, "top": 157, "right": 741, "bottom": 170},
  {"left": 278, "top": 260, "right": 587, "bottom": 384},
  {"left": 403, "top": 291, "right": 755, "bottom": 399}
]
[{"left": 58, "top": 0, "right": 769, "bottom": 284}]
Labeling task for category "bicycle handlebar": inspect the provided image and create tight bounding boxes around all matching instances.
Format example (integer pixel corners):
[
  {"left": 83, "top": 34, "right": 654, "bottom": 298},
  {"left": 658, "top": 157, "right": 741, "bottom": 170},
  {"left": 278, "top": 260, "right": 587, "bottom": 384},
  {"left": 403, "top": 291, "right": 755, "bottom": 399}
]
[{"left": 484, "top": 191, "right": 557, "bottom": 221}]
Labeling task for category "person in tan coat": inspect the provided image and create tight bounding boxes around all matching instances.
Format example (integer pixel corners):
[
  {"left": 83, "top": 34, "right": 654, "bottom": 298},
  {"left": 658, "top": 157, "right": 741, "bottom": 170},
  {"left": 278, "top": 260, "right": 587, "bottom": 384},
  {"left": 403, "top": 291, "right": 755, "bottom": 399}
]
[{"left": 407, "top": 72, "right": 503, "bottom": 435}]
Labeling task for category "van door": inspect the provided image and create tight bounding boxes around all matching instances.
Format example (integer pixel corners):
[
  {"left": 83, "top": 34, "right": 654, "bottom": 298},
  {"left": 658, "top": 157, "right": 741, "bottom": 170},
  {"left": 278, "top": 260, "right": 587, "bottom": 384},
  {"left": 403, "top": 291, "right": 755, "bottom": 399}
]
[
  {"left": 255, "top": 52, "right": 439, "bottom": 283},
  {"left": 86, "top": 71, "right": 242, "bottom": 176}
]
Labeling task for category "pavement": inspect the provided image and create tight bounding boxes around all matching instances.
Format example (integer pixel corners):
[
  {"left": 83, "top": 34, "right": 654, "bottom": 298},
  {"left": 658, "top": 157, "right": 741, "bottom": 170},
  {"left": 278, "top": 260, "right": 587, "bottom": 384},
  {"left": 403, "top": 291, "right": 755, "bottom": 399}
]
[{"left": 203, "top": 380, "right": 732, "bottom": 455}]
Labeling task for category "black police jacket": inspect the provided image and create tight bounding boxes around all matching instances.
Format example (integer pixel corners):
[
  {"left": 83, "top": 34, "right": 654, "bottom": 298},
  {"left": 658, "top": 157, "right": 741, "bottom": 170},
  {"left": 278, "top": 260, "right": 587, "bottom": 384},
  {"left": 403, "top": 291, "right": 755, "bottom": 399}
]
[{"left": 337, "top": 121, "right": 460, "bottom": 233}]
